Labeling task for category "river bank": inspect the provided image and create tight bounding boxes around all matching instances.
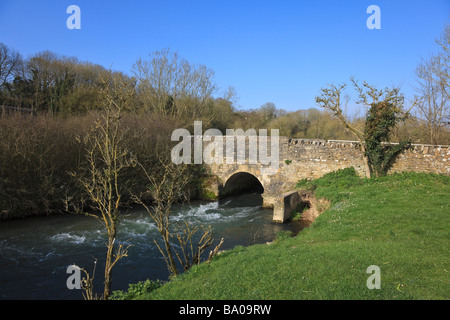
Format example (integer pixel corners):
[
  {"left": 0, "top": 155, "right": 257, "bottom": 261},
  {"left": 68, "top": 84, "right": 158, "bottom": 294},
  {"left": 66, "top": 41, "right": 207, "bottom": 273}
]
[{"left": 134, "top": 171, "right": 450, "bottom": 300}]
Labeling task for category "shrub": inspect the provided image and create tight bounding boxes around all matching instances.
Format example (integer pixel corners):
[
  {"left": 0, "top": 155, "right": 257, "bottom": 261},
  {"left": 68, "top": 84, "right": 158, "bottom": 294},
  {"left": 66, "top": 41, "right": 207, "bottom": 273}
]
[
  {"left": 296, "top": 167, "right": 363, "bottom": 191},
  {"left": 110, "top": 279, "right": 164, "bottom": 300},
  {"left": 0, "top": 112, "right": 204, "bottom": 220},
  {"left": 0, "top": 114, "right": 90, "bottom": 219}
]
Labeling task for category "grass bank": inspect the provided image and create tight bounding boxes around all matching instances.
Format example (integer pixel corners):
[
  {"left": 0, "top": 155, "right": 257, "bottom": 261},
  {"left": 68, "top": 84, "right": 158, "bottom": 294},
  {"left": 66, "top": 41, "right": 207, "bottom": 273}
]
[{"left": 131, "top": 169, "right": 449, "bottom": 300}]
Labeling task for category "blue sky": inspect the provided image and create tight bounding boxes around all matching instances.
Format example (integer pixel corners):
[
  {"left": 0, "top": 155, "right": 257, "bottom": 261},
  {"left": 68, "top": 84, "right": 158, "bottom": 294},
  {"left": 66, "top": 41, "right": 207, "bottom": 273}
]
[{"left": 0, "top": 0, "right": 449, "bottom": 114}]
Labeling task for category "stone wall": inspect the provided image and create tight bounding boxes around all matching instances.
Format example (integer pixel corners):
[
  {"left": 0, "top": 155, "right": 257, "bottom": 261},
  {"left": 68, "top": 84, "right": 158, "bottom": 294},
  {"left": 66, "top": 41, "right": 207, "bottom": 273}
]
[
  {"left": 388, "top": 144, "right": 449, "bottom": 175},
  {"left": 284, "top": 138, "right": 366, "bottom": 180},
  {"left": 286, "top": 139, "right": 449, "bottom": 177},
  {"left": 205, "top": 136, "right": 448, "bottom": 195}
]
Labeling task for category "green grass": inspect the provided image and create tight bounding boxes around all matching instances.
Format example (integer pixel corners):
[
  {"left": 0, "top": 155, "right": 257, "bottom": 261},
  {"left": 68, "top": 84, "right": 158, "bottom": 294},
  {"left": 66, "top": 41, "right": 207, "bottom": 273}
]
[{"left": 132, "top": 169, "right": 450, "bottom": 300}]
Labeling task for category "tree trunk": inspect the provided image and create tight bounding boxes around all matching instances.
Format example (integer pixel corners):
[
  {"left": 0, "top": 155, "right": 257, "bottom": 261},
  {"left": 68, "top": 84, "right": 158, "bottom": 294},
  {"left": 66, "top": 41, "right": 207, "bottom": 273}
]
[
  {"left": 103, "top": 232, "right": 115, "bottom": 299},
  {"left": 360, "top": 143, "right": 372, "bottom": 179},
  {"left": 163, "top": 230, "right": 178, "bottom": 276}
]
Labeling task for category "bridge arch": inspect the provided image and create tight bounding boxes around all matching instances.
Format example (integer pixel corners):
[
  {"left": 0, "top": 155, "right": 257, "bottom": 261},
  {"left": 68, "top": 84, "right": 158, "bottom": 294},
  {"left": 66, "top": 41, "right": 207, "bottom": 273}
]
[{"left": 219, "top": 171, "right": 264, "bottom": 198}]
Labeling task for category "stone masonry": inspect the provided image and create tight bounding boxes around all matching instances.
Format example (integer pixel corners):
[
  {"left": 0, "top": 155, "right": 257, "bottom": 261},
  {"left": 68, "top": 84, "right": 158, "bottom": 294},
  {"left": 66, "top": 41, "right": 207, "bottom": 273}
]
[{"left": 203, "top": 136, "right": 449, "bottom": 222}]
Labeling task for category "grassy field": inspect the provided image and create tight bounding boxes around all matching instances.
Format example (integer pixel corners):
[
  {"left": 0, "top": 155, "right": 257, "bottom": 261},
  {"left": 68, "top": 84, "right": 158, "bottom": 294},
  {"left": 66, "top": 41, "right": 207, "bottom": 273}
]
[{"left": 129, "top": 169, "right": 449, "bottom": 300}]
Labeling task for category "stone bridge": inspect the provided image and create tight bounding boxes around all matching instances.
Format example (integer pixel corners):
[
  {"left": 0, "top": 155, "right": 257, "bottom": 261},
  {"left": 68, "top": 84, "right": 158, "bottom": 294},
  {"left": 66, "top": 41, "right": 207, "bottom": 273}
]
[{"left": 200, "top": 136, "right": 449, "bottom": 223}]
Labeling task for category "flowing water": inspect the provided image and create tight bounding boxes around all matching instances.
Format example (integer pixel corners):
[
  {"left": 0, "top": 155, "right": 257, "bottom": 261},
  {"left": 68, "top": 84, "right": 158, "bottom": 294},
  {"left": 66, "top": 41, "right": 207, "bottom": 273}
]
[{"left": 0, "top": 193, "right": 309, "bottom": 300}]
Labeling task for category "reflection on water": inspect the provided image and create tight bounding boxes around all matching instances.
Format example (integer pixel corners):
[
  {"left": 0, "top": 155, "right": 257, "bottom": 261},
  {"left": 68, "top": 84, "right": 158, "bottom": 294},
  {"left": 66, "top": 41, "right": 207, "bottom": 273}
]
[{"left": 0, "top": 193, "right": 309, "bottom": 299}]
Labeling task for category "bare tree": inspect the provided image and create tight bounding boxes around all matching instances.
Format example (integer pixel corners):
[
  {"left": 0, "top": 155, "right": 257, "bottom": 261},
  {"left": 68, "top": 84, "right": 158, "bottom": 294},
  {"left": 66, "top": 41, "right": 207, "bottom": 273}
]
[
  {"left": 435, "top": 23, "right": 450, "bottom": 99},
  {"left": 260, "top": 102, "right": 278, "bottom": 124},
  {"left": 0, "top": 43, "right": 23, "bottom": 89},
  {"left": 69, "top": 72, "right": 136, "bottom": 299},
  {"left": 415, "top": 55, "right": 449, "bottom": 144},
  {"left": 316, "top": 78, "right": 413, "bottom": 178},
  {"left": 133, "top": 153, "right": 223, "bottom": 277},
  {"left": 172, "top": 221, "right": 223, "bottom": 272},
  {"left": 315, "top": 82, "right": 372, "bottom": 177},
  {"left": 413, "top": 24, "right": 450, "bottom": 144},
  {"left": 132, "top": 48, "right": 217, "bottom": 118}
]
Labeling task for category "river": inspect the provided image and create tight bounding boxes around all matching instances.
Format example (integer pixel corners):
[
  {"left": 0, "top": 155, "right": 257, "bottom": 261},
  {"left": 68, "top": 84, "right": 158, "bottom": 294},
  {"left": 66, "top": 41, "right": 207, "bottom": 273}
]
[{"left": 0, "top": 193, "right": 309, "bottom": 300}]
